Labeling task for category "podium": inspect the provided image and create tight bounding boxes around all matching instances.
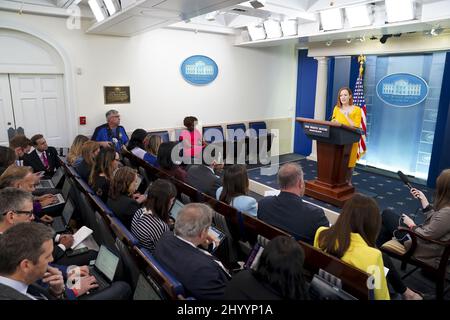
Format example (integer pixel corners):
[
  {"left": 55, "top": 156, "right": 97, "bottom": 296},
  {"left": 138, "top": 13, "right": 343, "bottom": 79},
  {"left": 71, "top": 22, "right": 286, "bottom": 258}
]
[{"left": 296, "top": 117, "right": 361, "bottom": 207}]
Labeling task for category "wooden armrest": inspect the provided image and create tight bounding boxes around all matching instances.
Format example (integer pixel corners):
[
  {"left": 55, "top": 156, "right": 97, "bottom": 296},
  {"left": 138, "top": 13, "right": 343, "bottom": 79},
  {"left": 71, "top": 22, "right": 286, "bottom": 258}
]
[{"left": 398, "top": 227, "right": 450, "bottom": 247}]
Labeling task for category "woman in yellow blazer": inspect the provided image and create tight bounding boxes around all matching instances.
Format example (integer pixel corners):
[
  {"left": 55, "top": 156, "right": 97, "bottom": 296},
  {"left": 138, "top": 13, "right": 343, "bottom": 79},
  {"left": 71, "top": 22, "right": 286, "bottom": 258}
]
[
  {"left": 331, "top": 87, "right": 362, "bottom": 181},
  {"left": 314, "top": 194, "right": 422, "bottom": 300}
]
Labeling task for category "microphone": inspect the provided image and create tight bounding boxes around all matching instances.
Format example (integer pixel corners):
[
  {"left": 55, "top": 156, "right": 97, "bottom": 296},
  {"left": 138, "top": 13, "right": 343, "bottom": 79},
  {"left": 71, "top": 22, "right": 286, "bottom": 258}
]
[{"left": 397, "top": 170, "right": 412, "bottom": 189}]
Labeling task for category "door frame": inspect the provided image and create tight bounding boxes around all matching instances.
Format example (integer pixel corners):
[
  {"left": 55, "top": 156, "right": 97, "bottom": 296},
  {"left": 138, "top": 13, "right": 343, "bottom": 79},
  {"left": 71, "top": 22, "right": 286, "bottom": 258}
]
[{"left": 0, "top": 19, "right": 77, "bottom": 147}]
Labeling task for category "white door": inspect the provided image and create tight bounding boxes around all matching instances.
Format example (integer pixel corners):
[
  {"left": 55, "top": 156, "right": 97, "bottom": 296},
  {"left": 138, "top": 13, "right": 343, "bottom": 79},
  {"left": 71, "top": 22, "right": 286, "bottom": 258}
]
[
  {"left": 0, "top": 74, "right": 16, "bottom": 146},
  {"left": 9, "top": 74, "right": 68, "bottom": 147}
]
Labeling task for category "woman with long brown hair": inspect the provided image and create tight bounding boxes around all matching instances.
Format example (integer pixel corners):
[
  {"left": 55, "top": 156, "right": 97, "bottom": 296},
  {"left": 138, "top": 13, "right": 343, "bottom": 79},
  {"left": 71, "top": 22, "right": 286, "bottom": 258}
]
[
  {"left": 216, "top": 164, "right": 257, "bottom": 216},
  {"left": 315, "top": 193, "right": 421, "bottom": 300},
  {"left": 131, "top": 179, "right": 177, "bottom": 254},
  {"left": 89, "top": 147, "right": 119, "bottom": 202},
  {"left": 379, "top": 169, "right": 450, "bottom": 269},
  {"left": 107, "top": 166, "right": 146, "bottom": 228}
]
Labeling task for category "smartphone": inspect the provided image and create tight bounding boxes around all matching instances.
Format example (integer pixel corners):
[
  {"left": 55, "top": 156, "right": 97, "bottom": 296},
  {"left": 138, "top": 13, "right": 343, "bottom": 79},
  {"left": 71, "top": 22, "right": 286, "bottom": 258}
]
[
  {"left": 66, "top": 247, "right": 89, "bottom": 257},
  {"left": 208, "top": 226, "right": 226, "bottom": 252}
]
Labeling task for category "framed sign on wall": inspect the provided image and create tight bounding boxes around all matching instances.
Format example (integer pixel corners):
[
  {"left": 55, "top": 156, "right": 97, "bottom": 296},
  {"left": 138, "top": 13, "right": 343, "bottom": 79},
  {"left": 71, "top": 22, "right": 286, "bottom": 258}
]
[{"left": 104, "top": 86, "right": 131, "bottom": 104}]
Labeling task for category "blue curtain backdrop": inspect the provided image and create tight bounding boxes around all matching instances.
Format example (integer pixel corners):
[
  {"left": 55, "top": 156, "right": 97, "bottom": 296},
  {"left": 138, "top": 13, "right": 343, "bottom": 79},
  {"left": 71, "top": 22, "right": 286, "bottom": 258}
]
[{"left": 362, "top": 53, "right": 446, "bottom": 180}]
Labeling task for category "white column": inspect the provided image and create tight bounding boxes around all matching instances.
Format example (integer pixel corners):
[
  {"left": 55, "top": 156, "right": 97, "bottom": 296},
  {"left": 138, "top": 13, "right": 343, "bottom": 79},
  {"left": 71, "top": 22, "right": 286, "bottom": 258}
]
[{"left": 308, "top": 56, "right": 328, "bottom": 162}]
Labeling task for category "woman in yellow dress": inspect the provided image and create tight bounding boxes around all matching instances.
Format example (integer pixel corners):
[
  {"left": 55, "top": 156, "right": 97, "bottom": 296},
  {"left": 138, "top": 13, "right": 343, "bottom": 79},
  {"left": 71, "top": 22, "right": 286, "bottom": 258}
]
[{"left": 331, "top": 87, "right": 362, "bottom": 181}]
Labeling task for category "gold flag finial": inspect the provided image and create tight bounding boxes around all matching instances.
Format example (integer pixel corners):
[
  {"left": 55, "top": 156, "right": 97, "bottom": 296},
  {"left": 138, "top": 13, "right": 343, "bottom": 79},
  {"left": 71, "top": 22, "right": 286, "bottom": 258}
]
[{"left": 358, "top": 54, "right": 366, "bottom": 77}]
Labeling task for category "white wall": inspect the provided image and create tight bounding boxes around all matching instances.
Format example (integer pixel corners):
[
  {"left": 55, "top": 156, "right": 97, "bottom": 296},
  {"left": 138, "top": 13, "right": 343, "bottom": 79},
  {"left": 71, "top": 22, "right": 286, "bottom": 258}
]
[{"left": 0, "top": 11, "right": 298, "bottom": 144}]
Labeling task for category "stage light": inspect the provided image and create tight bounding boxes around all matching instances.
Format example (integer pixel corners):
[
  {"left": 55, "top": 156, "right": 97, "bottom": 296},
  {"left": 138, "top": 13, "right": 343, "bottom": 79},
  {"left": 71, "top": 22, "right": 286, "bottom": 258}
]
[
  {"left": 320, "top": 8, "right": 343, "bottom": 31},
  {"left": 345, "top": 5, "right": 372, "bottom": 28},
  {"left": 250, "top": 0, "right": 265, "bottom": 9},
  {"left": 325, "top": 40, "right": 333, "bottom": 46},
  {"left": 247, "top": 23, "right": 266, "bottom": 41},
  {"left": 385, "top": 0, "right": 415, "bottom": 23},
  {"left": 104, "top": 0, "right": 119, "bottom": 16},
  {"left": 88, "top": 0, "right": 105, "bottom": 22},
  {"left": 280, "top": 19, "right": 297, "bottom": 36},
  {"left": 264, "top": 19, "right": 282, "bottom": 38},
  {"left": 346, "top": 38, "right": 352, "bottom": 44}
]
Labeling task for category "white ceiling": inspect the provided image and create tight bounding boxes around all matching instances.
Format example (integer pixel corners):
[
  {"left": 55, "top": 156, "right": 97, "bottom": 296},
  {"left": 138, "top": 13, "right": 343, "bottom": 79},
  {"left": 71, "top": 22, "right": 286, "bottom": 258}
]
[{"left": 1, "top": 0, "right": 450, "bottom": 47}]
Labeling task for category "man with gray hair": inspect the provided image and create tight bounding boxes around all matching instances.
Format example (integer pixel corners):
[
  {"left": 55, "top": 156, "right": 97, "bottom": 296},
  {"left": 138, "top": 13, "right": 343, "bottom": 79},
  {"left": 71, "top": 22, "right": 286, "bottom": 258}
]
[
  {"left": 155, "top": 203, "right": 230, "bottom": 300},
  {"left": 0, "top": 187, "right": 35, "bottom": 234},
  {"left": 257, "top": 163, "right": 329, "bottom": 244},
  {"left": 91, "top": 109, "right": 129, "bottom": 151}
]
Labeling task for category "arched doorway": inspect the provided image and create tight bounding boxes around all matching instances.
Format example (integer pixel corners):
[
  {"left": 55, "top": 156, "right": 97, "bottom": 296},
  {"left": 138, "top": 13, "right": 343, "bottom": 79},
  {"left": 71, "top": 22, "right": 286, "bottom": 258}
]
[{"left": 0, "top": 27, "right": 75, "bottom": 147}]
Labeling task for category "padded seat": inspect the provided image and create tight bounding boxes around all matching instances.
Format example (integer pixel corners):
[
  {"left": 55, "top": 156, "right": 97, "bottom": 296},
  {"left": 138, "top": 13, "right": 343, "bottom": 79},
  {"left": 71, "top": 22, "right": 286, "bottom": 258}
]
[{"left": 381, "top": 239, "right": 407, "bottom": 255}]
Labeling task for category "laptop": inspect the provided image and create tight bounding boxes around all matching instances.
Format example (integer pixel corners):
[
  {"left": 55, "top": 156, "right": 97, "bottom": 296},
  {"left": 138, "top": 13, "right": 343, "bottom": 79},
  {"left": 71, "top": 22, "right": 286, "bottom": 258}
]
[
  {"left": 36, "top": 167, "right": 64, "bottom": 189},
  {"left": 169, "top": 199, "right": 185, "bottom": 220},
  {"left": 133, "top": 273, "right": 163, "bottom": 300},
  {"left": 89, "top": 245, "right": 120, "bottom": 291},
  {"left": 42, "top": 193, "right": 66, "bottom": 209},
  {"left": 51, "top": 198, "right": 75, "bottom": 233}
]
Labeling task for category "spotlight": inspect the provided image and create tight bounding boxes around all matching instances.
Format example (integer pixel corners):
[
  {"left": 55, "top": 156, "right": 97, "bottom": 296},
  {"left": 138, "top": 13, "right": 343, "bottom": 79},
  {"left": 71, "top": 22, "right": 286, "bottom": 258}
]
[
  {"left": 250, "top": 0, "right": 265, "bottom": 9},
  {"left": 325, "top": 40, "right": 333, "bottom": 46},
  {"left": 346, "top": 38, "right": 352, "bottom": 44},
  {"left": 379, "top": 34, "right": 392, "bottom": 44}
]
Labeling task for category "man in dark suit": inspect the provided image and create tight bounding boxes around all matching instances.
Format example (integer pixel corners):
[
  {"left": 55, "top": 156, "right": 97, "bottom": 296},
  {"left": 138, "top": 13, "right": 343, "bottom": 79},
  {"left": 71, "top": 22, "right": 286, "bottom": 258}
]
[
  {"left": 155, "top": 203, "right": 230, "bottom": 300},
  {"left": 0, "top": 222, "right": 66, "bottom": 300},
  {"left": 186, "top": 160, "right": 223, "bottom": 197},
  {"left": 23, "top": 134, "right": 61, "bottom": 178},
  {"left": 257, "top": 163, "right": 329, "bottom": 244}
]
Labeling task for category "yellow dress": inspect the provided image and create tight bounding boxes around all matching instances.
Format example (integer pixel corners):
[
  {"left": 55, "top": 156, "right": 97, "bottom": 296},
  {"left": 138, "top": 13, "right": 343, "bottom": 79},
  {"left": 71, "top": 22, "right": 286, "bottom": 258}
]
[
  {"left": 314, "top": 227, "right": 391, "bottom": 300},
  {"left": 332, "top": 106, "right": 362, "bottom": 168}
]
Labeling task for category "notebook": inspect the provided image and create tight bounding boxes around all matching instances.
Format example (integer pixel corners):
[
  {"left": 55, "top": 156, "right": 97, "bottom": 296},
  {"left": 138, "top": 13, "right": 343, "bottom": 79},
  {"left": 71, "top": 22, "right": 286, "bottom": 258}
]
[
  {"left": 244, "top": 243, "right": 264, "bottom": 270},
  {"left": 71, "top": 226, "right": 93, "bottom": 250}
]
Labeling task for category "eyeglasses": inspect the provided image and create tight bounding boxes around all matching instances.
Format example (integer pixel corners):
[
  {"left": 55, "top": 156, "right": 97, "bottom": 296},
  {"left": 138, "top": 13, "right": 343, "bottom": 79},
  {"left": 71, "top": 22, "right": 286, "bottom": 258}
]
[{"left": 2, "top": 210, "right": 34, "bottom": 217}]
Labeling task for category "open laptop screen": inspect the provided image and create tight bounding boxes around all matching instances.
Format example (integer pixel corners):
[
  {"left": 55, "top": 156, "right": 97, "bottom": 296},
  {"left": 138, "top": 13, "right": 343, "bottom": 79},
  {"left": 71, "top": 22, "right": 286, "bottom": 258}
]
[
  {"left": 95, "top": 245, "right": 120, "bottom": 282},
  {"left": 51, "top": 167, "right": 64, "bottom": 186},
  {"left": 169, "top": 199, "right": 184, "bottom": 220},
  {"left": 133, "top": 273, "right": 163, "bottom": 300},
  {"left": 62, "top": 198, "right": 74, "bottom": 223}
]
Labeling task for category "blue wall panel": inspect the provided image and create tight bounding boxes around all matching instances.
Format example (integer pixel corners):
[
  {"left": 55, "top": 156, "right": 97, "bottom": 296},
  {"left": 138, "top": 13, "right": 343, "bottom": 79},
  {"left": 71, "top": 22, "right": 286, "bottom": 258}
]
[{"left": 294, "top": 50, "right": 318, "bottom": 156}]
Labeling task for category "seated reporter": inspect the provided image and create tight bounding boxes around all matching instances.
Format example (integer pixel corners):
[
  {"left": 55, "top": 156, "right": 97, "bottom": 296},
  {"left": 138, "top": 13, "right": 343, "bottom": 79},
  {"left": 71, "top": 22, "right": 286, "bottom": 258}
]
[
  {"left": 217, "top": 164, "right": 257, "bottom": 217},
  {"left": 155, "top": 203, "right": 231, "bottom": 300},
  {"left": 0, "top": 187, "right": 96, "bottom": 267},
  {"left": 315, "top": 193, "right": 422, "bottom": 300},
  {"left": 67, "top": 135, "right": 89, "bottom": 167},
  {"left": 89, "top": 147, "right": 119, "bottom": 202},
  {"left": 143, "top": 134, "right": 161, "bottom": 167},
  {"left": 0, "top": 166, "right": 59, "bottom": 222},
  {"left": 0, "top": 223, "right": 130, "bottom": 300},
  {"left": 0, "top": 223, "right": 66, "bottom": 300},
  {"left": 131, "top": 179, "right": 177, "bottom": 254},
  {"left": 75, "top": 141, "right": 100, "bottom": 182},
  {"left": 108, "top": 166, "right": 145, "bottom": 229},
  {"left": 157, "top": 141, "right": 187, "bottom": 182},
  {"left": 0, "top": 146, "right": 16, "bottom": 176},
  {"left": 378, "top": 169, "right": 450, "bottom": 269},
  {"left": 223, "top": 236, "right": 309, "bottom": 300},
  {"left": 23, "top": 134, "right": 61, "bottom": 179}
]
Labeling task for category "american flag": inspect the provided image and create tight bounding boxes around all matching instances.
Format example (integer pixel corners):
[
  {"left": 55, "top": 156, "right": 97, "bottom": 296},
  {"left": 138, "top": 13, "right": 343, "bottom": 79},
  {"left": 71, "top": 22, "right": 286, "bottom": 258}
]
[{"left": 353, "top": 73, "right": 367, "bottom": 159}]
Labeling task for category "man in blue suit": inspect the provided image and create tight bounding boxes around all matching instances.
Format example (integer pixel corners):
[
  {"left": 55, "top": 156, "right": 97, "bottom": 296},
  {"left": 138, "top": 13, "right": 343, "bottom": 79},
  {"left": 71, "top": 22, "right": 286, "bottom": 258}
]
[
  {"left": 257, "top": 163, "right": 329, "bottom": 244},
  {"left": 91, "top": 109, "right": 129, "bottom": 152},
  {"left": 155, "top": 203, "right": 230, "bottom": 300}
]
